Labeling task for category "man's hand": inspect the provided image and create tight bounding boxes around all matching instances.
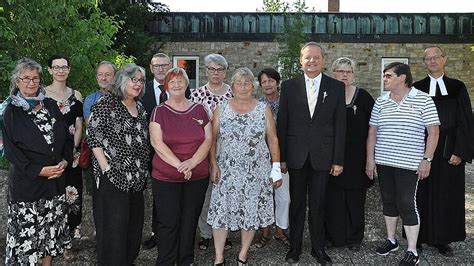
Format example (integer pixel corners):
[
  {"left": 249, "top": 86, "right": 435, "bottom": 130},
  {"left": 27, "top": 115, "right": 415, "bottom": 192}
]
[
  {"left": 330, "top": 164, "right": 343, "bottom": 176},
  {"left": 417, "top": 160, "right": 431, "bottom": 179},
  {"left": 448, "top": 154, "right": 462, "bottom": 165},
  {"left": 281, "top": 162, "right": 288, "bottom": 173}
]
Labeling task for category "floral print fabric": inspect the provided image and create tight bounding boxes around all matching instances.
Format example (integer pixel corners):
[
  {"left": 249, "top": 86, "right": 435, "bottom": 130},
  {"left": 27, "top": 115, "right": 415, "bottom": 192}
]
[
  {"left": 190, "top": 84, "right": 233, "bottom": 117},
  {"left": 5, "top": 195, "right": 71, "bottom": 265},
  {"left": 207, "top": 101, "right": 274, "bottom": 231},
  {"left": 27, "top": 107, "right": 56, "bottom": 148}
]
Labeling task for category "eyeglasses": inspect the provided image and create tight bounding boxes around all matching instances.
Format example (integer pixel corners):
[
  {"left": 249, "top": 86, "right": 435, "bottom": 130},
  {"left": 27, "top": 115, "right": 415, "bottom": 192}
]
[
  {"left": 207, "top": 67, "right": 226, "bottom": 73},
  {"left": 333, "top": 70, "right": 353, "bottom": 75},
  {"left": 18, "top": 77, "right": 41, "bottom": 84},
  {"left": 234, "top": 81, "right": 253, "bottom": 88},
  {"left": 51, "top": 65, "right": 70, "bottom": 72},
  {"left": 423, "top": 55, "right": 444, "bottom": 62},
  {"left": 130, "top": 77, "right": 145, "bottom": 84},
  {"left": 151, "top": 64, "right": 170, "bottom": 69},
  {"left": 383, "top": 73, "right": 398, "bottom": 79}
]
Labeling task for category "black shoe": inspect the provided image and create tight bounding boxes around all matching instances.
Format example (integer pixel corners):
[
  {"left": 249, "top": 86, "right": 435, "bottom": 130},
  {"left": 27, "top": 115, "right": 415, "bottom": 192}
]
[
  {"left": 311, "top": 249, "right": 332, "bottom": 264},
  {"left": 435, "top": 244, "right": 454, "bottom": 257},
  {"left": 142, "top": 235, "right": 157, "bottom": 250},
  {"left": 399, "top": 251, "right": 419, "bottom": 265},
  {"left": 198, "top": 237, "right": 211, "bottom": 250},
  {"left": 236, "top": 256, "right": 248, "bottom": 265},
  {"left": 376, "top": 239, "right": 399, "bottom": 255},
  {"left": 285, "top": 250, "right": 300, "bottom": 263}
]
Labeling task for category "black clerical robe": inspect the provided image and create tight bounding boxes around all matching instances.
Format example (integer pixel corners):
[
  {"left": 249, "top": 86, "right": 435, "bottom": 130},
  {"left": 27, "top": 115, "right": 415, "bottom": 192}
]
[{"left": 413, "top": 75, "right": 473, "bottom": 245}]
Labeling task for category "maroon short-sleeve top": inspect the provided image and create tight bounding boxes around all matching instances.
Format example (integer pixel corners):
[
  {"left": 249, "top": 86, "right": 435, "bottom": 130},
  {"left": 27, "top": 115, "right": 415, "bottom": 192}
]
[{"left": 151, "top": 102, "right": 210, "bottom": 182}]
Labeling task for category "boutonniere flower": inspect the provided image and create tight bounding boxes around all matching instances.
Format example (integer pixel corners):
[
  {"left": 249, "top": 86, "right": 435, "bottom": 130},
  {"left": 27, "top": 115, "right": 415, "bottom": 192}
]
[
  {"left": 353, "top": 105, "right": 357, "bottom": 115},
  {"left": 192, "top": 118, "right": 203, "bottom": 125},
  {"left": 323, "top": 91, "right": 328, "bottom": 103}
]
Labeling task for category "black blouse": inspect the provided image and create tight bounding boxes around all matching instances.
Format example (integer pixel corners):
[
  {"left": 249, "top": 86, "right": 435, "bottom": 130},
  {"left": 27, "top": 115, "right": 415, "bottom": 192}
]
[
  {"left": 2, "top": 98, "right": 73, "bottom": 202},
  {"left": 88, "top": 95, "right": 150, "bottom": 192}
]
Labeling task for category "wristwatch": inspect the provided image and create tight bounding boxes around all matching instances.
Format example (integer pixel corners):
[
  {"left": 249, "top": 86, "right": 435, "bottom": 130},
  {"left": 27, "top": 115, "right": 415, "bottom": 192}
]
[{"left": 423, "top": 157, "right": 433, "bottom": 163}]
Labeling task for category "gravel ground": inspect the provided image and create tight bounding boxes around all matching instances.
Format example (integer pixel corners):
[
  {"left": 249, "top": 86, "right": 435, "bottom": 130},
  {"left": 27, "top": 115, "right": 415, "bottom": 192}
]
[{"left": 0, "top": 164, "right": 473, "bottom": 265}]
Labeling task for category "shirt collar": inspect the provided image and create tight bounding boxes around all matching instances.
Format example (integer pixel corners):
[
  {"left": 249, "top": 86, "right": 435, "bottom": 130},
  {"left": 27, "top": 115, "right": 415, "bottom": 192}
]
[
  {"left": 381, "top": 87, "right": 418, "bottom": 101},
  {"left": 153, "top": 79, "right": 163, "bottom": 90},
  {"left": 428, "top": 74, "right": 448, "bottom": 96},
  {"left": 304, "top": 72, "right": 322, "bottom": 84}
]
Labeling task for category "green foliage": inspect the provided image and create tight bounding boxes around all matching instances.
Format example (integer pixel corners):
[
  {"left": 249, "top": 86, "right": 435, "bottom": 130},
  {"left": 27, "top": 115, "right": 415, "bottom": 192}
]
[
  {"left": 258, "top": 0, "right": 290, "bottom": 12},
  {"left": 260, "top": 0, "right": 308, "bottom": 80},
  {"left": 100, "top": 0, "right": 169, "bottom": 75},
  {"left": 113, "top": 54, "right": 137, "bottom": 69},
  {"left": 0, "top": 0, "right": 120, "bottom": 98}
]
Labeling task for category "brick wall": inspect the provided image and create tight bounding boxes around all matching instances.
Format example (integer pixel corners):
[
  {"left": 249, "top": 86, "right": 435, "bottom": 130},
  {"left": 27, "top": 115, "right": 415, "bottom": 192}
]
[{"left": 161, "top": 42, "right": 474, "bottom": 108}]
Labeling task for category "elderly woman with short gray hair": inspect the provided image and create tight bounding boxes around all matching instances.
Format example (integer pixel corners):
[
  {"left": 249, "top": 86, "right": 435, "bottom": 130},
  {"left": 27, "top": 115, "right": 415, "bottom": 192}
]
[
  {"left": 324, "top": 57, "right": 375, "bottom": 251},
  {"left": 191, "top": 53, "right": 234, "bottom": 251},
  {"left": 207, "top": 67, "right": 282, "bottom": 265},
  {"left": 3, "top": 58, "right": 73, "bottom": 265},
  {"left": 87, "top": 63, "right": 150, "bottom": 265}
]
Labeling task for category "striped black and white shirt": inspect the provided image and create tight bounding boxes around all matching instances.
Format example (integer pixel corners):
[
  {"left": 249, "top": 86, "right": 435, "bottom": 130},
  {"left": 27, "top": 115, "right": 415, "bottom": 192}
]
[{"left": 369, "top": 87, "right": 440, "bottom": 171}]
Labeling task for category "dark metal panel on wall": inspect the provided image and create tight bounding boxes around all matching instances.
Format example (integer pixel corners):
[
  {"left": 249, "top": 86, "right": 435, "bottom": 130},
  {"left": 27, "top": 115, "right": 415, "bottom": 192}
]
[{"left": 151, "top": 12, "right": 474, "bottom": 43}]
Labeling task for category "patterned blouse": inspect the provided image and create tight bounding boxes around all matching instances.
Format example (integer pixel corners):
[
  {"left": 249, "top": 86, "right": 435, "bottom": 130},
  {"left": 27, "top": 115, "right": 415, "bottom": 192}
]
[
  {"left": 191, "top": 84, "right": 233, "bottom": 117},
  {"left": 87, "top": 95, "right": 150, "bottom": 192},
  {"left": 259, "top": 95, "right": 279, "bottom": 124}
]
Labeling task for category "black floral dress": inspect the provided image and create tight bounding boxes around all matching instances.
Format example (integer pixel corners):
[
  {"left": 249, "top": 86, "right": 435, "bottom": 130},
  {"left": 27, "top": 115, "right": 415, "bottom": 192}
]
[
  {"left": 49, "top": 91, "right": 84, "bottom": 232},
  {"left": 4, "top": 103, "right": 72, "bottom": 265}
]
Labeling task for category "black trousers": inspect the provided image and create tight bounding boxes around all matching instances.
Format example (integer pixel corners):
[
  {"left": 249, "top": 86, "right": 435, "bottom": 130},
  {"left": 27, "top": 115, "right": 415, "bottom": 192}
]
[
  {"left": 152, "top": 178, "right": 208, "bottom": 265},
  {"left": 377, "top": 164, "right": 419, "bottom": 226},
  {"left": 325, "top": 182, "right": 367, "bottom": 247},
  {"left": 96, "top": 177, "right": 144, "bottom": 266},
  {"left": 288, "top": 157, "right": 329, "bottom": 255}
]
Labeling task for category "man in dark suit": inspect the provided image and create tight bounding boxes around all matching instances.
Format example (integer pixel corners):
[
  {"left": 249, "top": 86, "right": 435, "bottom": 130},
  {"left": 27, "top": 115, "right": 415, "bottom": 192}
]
[
  {"left": 413, "top": 46, "right": 473, "bottom": 257},
  {"left": 277, "top": 42, "right": 346, "bottom": 264},
  {"left": 142, "top": 52, "right": 171, "bottom": 249}
]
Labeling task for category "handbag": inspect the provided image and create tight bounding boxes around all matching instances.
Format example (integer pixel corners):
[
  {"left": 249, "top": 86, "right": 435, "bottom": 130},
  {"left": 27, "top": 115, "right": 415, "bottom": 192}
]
[{"left": 78, "top": 138, "right": 92, "bottom": 169}]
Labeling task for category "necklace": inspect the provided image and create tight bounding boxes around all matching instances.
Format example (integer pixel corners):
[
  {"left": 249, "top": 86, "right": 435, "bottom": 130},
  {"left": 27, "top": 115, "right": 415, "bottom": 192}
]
[{"left": 206, "top": 83, "right": 226, "bottom": 95}]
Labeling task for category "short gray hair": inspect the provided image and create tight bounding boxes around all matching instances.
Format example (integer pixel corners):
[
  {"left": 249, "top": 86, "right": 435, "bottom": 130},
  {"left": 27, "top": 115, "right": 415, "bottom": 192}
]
[
  {"left": 230, "top": 67, "right": 256, "bottom": 89},
  {"left": 111, "top": 63, "right": 146, "bottom": 100},
  {"left": 96, "top": 61, "right": 117, "bottom": 74},
  {"left": 10, "top": 58, "right": 43, "bottom": 95},
  {"left": 151, "top": 53, "right": 170, "bottom": 63},
  {"left": 332, "top": 57, "right": 356, "bottom": 72},
  {"left": 204, "top": 53, "right": 228, "bottom": 69},
  {"left": 300, "top": 41, "right": 325, "bottom": 58}
]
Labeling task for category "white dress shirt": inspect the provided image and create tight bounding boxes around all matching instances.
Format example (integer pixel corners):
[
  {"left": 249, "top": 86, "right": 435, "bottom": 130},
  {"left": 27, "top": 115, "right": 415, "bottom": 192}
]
[{"left": 305, "top": 73, "right": 322, "bottom": 117}]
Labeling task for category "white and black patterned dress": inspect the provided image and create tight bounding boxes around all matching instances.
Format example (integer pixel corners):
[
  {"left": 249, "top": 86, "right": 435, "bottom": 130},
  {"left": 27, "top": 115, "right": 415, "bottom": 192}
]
[
  {"left": 5, "top": 105, "right": 71, "bottom": 265},
  {"left": 207, "top": 101, "right": 274, "bottom": 230}
]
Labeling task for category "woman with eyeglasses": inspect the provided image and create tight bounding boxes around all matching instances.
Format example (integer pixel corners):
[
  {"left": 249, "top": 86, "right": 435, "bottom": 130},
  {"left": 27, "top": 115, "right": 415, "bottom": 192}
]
[
  {"left": 207, "top": 68, "right": 282, "bottom": 265},
  {"left": 3, "top": 58, "right": 73, "bottom": 265},
  {"left": 44, "top": 54, "right": 84, "bottom": 248},
  {"left": 191, "top": 53, "right": 234, "bottom": 251},
  {"left": 323, "top": 57, "right": 375, "bottom": 252},
  {"left": 87, "top": 64, "right": 150, "bottom": 265},
  {"left": 367, "top": 62, "right": 439, "bottom": 265},
  {"left": 149, "top": 67, "right": 212, "bottom": 264}
]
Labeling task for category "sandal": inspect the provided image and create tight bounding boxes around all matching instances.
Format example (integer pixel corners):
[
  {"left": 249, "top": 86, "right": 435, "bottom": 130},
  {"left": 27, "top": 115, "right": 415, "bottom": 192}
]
[
  {"left": 198, "top": 237, "right": 211, "bottom": 250},
  {"left": 274, "top": 233, "right": 290, "bottom": 246},
  {"left": 254, "top": 235, "right": 271, "bottom": 248},
  {"left": 224, "top": 238, "right": 232, "bottom": 250}
]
